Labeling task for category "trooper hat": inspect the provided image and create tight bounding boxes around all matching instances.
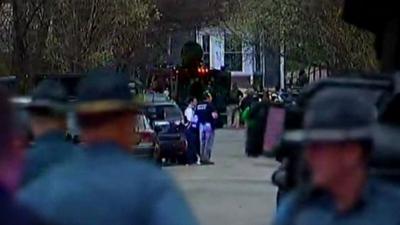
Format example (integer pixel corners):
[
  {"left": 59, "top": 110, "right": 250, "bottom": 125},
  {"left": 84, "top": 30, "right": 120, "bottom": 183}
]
[
  {"left": 26, "top": 79, "right": 68, "bottom": 113},
  {"left": 76, "top": 73, "right": 135, "bottom": 114},
  {"left": 284, "top": 89, "right": 377, "bottom": 143}
]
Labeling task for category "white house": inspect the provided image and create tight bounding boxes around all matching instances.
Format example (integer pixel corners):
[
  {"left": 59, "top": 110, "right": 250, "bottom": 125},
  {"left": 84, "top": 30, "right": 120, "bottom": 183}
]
[{"left": 196, "top": 27, "right": 258, "bottom": 87}]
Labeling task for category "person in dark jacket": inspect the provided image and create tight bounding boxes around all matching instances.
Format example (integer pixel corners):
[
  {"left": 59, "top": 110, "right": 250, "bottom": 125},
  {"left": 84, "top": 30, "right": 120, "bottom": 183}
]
[
  {"left": 22, "top": 80, "right": 79, "bottom": 186},
  {"left": 240, "top": 89, "right": 259, "bottom": 123},
  {"left": 196, "top": 91, "right": 218, "bottom": 165},
  {"left": 19, "top": 73, "right": 199, "bottom": 225},
  {"left": 239, "top": 89, "right": 254, "bottom": 112},
  {"left": 227, "top": 83, "right": 243, "bottom": 128},
  {"left": 244, "top": 101, "right": 269, "bottom": 157}
]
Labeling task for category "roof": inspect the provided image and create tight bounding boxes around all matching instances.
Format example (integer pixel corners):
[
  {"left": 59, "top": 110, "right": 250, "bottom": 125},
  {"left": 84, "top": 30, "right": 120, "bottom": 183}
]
[
  {"left": 138, "top": 93, "right": 178, "bottom": 105},
  {"left": 142, "top": 101, "right": 178, "bottom": 107}
]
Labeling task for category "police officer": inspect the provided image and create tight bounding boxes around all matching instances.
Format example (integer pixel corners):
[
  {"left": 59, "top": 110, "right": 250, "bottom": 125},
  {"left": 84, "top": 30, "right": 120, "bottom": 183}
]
[
  {"left": 184, "top": 97, "right": 199, "bottom": 165},
  {"left": 275, "top": 90, "right": 400, "bottom": 225},
  {"left": 22, "top": 79, "right": 79, "bottom": 186},
  {"left": 196, "top": 91, "right": 218, "bottom": 165},
  {"left": 18, "top": 73, "right": 199, "bottom": 225}
]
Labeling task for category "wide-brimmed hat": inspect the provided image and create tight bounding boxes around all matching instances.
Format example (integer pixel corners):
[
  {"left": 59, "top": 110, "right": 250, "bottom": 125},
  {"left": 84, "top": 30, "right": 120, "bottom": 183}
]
[
  {"left": 76, "top": 73, "right": 135, "bottom": 114},
  {"left": 26, "top": 80, "right": 68, "bottom": 113},
  {"left": 284, "top": 89, "right": 377, "bottom": 143}
]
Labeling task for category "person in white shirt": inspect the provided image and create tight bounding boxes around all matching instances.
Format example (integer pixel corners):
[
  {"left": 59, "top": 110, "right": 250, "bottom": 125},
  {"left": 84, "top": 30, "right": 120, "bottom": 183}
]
[
  {"left": 184, "top": 97, "right": 199, "bottom": 165},
  {"left": 184, "top": 97, "right": 197, "bottom": 123}
]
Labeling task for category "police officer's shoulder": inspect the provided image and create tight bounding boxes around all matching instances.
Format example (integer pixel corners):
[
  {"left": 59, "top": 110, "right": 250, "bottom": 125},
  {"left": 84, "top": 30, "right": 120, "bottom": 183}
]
[
  {"left": 275, "top": 187, "right": 326, "bottom": 225},
  {"left": 370, "top": 178, "right": 400, "bottom": 202},
  {"left": 120, "top": 157, "right": 173, "bottom": 183},
  {"left": 279, "top": 189, "right": 303, "bottom": 206},
  {"left": 81, "top": 150, "right": 173, "bottom": 185},
  {"left": 281, "top": 186, "right": 328, "bottom": 210},
  {"left": 275, "top": 190, "right": 305, "bottom": 225},
  {"left": 18, "top": 154, "right": 171, "bottom": 202}
]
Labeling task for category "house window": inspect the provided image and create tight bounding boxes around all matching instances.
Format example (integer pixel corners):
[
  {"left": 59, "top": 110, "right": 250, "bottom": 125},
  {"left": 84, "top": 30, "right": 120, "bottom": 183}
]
[
  {"left": 202, "top": 35, "right": 210, "bottom": 67},
  {"left": 224, "top": 35, "right": 242, "bottom": 71}
]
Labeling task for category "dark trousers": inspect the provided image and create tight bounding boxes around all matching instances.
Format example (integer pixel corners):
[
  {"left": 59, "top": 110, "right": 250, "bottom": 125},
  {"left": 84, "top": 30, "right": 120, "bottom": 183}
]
[{"left": 186, "top": 128, "right": 199, "bottom": 164}]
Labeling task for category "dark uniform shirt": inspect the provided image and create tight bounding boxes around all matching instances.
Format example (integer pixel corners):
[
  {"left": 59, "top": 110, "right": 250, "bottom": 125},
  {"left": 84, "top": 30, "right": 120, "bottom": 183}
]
[
  {"left": 196, "top": 102, "right": 216, "bottom": 129},
  {"left": 274, "top": 180, "right": 400, "bottom": 225},
  {"left": 18, "top": 142, "right": 199, "bottom": 225},
  {"left": 22, "top": 130, "right": 80, "bottom": 186}
]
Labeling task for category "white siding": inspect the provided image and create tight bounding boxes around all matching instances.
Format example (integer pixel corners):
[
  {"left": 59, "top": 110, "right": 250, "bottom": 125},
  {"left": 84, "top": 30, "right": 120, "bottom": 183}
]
[
  {"left": 210, "top": 33, "right": 224, "bottom": 70},
  {"left": 242, "top": 42, "right": 254, "bottom": 75},
  {"left": 196, "top": 27, "right": 255, "bottom": 77}
]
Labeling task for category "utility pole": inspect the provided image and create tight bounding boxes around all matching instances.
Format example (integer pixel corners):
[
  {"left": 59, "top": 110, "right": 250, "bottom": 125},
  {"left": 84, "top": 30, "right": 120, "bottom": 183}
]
[
  {"left": 260, "top": 33, "right": 266, "bottom": 89},
  {"left": 279, "top": 44, "right": 285, "bottom": 90}
]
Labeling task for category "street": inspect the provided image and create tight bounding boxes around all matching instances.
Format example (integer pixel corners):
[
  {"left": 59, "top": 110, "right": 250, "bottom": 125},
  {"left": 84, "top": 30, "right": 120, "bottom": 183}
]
[{"left": 166, "top": 129, "right": 278, "bottom": 225}]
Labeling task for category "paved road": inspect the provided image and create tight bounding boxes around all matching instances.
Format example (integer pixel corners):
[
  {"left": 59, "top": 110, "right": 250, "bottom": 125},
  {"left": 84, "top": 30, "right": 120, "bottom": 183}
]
[{"left": 166, "top": 129, "right": 278, "bottom": 225}]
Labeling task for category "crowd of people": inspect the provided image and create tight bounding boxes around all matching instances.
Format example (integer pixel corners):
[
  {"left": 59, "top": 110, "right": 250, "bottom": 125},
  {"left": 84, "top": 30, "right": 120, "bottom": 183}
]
[
  {"left": 225, "top": 83, "right": 288, "bottom": 130},
  {"left": 0, "top": 73, "right": 199, "bottom": 225}
]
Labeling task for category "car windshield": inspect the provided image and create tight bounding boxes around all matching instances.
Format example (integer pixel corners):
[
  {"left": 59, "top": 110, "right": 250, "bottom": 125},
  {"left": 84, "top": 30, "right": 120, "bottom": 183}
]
[{"left": 146, "top": 105, "right": 182, "bottom": 121}]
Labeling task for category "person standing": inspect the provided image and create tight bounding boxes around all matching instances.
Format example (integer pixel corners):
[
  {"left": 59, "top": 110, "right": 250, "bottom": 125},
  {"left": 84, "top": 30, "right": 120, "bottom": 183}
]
[
  {"left": 184, "top": 97, "right": 197, "bottom": 123},
  {"left": 227, "top": 83, "right": 243, "bottom": 128},
  {"left": 22, "top": 80, "right": 79, "bottom": 186},
  {"left": 275, "top": 89, "right": 400, "bottom": 225},
  {"left": 239, "top": 89, "right": 259, "bottom": 122},
  {"left": 163, "top": 87, "right": 170, "bottom": 98},
  {"left": 196, "top": 91, "right": 218, "bottom": 165},
  {"left": 19, "top": 73, "right": 199, "bottom": 225},
  {"left": 184, "top": 97, "right": 199, "bottom": 165}
]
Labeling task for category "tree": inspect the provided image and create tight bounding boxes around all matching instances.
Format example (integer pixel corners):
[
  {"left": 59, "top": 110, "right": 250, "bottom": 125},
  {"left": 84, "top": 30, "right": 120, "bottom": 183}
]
[
  {"left": 225, "top": 0, "right": 377, "bottom": 72},
  {"left": 0, "top": 1, "right": 13, "bottom": 75},
  {"left": 0, "top": 0, "right": 230, "bottom": 81},
  {"left": 155, "top": 0, "right": 229, "bottom": 30},
  {"left": 7, "top": 0, "right": 49, "bottom": 75},
  {"left": 44, "top": 0, "right": 159, "bottom": 73}
]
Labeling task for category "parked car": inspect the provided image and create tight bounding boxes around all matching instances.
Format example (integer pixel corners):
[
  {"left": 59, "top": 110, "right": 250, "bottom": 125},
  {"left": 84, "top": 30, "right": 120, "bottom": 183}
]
[
  {"left": 133, "top": 113, "right": 160, "bottom": 161},
  {"left": 65, "top": 109, "right": 158, "bottom": 163},
  {"left": 141, "top": 94, "right": 187, "bottom": 164}
]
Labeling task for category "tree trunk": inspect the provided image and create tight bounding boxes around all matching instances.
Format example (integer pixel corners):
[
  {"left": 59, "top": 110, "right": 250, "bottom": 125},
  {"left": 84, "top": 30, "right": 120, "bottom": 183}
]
[
  {"left": 12, "top": 0, "right": 27, "bottom": 74},
  {"left": 11, "top": 0, "right": 32, "bottom": 93}
]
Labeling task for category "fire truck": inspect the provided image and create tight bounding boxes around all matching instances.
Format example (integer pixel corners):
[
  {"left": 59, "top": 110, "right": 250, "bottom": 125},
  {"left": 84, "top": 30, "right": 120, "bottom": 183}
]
[{"left": 148, "top": 64, "right": 231, "bottom": 126}]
